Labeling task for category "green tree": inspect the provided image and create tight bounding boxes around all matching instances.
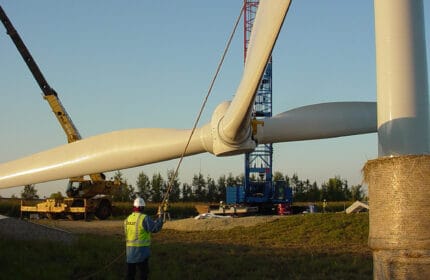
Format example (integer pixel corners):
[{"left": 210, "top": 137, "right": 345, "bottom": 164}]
[
  {"left": 181, "top": 183, "right": 193, "bottom": 202},
  {"left": 303, "top": 179, "right": 311, "bottom": 197},
  {"left": 192, "top": 173, "right": 207, "bottom": 202},
  {"left": 136, "top": 172, "right": 151, "bottom": 200},
  {"left": 216, "top": 175, "right": 227, "bottom": 202},
  {"left": 284, "top": 174, "right": 290, "bottom": 186},
  {"left": 322, "top": 176, "right": 349, "bottom": 201},
  {"left": 112, "top": 170, "right": 134, "bottom": 202},
  {"left": 291, "top": 174, "right": 305, "bottom": 201},
  {"left": 206, "top": 176, "right": 217, "bottom": 202},
  {"left": 21, "top": 184, "right": 39, "bottom": 199},
  {"left": 350, "top": 184, "right": 364, "bottom": 201},
  {"left": 151, "top": 173, "right": 164, "bottom": 202},
  {"left": 49, "top": 192, "right": 64, "bottom": 199},
  {"left": 306, "top": 181, "right": 321, "bottom": 202},
  {"left": 226, "top": 173, "right": 237, "bottom": 186},
  {"left": 273, "top": 171, "right": 285, "bottom": 181},
  {"left": 166, "top": 169, "right": 180, "bottom": 202}
]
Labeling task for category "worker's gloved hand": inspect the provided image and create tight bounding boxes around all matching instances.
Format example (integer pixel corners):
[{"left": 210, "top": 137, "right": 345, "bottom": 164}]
[{"left": 157, "top": 205, "right": 164, "bottom": 217}]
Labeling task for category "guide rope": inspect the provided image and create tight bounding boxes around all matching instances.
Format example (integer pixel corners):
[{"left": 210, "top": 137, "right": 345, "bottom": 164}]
[
  {"left": 77, "top": 4, "right": 244, "bottom": 279},
  {"left": 77, "top": 251, "right": 125, "bottom": 280}
]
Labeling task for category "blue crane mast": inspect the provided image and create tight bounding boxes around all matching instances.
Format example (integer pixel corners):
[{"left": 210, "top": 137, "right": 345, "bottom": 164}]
[
  {"left": 242, "top": 0, "right": 291, "bottom": 214},
  {"left": 244, "top": 0, "right": 273, "bottom": 191},
  {"left": 198, "top": 1, "right": 292, "bottom": 216}
]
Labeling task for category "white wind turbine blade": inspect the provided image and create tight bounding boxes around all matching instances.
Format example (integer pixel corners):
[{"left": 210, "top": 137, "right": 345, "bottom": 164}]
[
  {"left": 255, "top": 102, "right": 377, "bottom": 144},
  {"left": 0, "top": 127, "right": 213, "bottom": 189},
  {"left": 0, "top": 1, "right": 294, "bottom": 189},
  {"left": 1, "top": 3, "right": 377, "bottom": 191},
  {"left": 219, "top": 0, "right": 292, "bottom": 143}
]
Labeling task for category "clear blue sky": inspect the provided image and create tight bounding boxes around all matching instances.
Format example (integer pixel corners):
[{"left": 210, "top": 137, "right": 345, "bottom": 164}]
[{"left": 0, "top": 1, "right": 429, "bottom": 197}]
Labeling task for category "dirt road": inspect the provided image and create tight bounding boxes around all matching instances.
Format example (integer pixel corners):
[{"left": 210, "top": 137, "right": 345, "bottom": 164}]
[
  {"left": 35, "top": 219, "right": 124, "bottom": 236},
  {"left": 33, "top": 215, "right": 281, "bottom": 236}
]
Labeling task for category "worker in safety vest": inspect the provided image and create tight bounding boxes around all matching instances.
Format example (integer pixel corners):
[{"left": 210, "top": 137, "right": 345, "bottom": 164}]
[
  {"left": 124, "top": 197, "right": 163, "bottom": 280},
  {"left": 323, "top": 199, "right": 328, "bottom": 213}
]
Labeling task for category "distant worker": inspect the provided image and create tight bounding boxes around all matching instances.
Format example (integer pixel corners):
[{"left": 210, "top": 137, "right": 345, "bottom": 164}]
[
  {"left": 162, "top": 199, "right": 171, "bottom": 222},
  {"left": 124, "top": 197, "right": 163, "bottom": 280},
  {"left": 323, "top": 199, "right": 327, "bottom": 213}
]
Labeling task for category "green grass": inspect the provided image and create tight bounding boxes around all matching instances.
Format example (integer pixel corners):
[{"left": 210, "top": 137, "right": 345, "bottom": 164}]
[
  {"left": 0, "top": 234, "right": 124, "bottom": 279},
  {"left": 0, "top": 198, "right": 21, "bottom": 217},
  {"left": 293, "top": 201, "right": 355, "bottom": 213},
  {"left": 112, "top": 201, "right": 198, "bottom": 219},
  {"left": 0, "top": 213, "right": 372, "bottom": 279}
]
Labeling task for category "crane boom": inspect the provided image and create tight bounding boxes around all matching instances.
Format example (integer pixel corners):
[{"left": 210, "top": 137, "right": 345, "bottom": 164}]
[
  {"left": 0, "top": 6, "right": 81, "bottom": 143},
  {"left": 0, "top": 6, "right": 104, "bottom": 182}
]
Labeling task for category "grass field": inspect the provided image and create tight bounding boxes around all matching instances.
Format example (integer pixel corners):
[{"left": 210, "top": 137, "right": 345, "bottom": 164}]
[{"left": 0, "top": 213, "right": 371, "bottom": 279}]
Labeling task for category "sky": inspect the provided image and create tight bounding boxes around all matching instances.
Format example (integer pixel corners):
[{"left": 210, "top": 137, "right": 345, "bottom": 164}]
[{"left": 0, "top": 1, "right": 429, "bottom": 198}]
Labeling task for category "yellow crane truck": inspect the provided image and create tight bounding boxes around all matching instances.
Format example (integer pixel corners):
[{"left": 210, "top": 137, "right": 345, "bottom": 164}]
[{"left": 1, "top": 6, "right": 118, "bottom": 220}]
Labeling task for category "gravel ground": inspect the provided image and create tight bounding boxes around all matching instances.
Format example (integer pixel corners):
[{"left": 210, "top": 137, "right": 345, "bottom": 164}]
[
  {"left": 35, "top": 219, "right": 125, "bottom": 236},
  {"left": 0, "top": 215, "right": 281, "bottom": 243},
  {"left": 36, "top": 215, "right": 281, "bottom": 234},
  {"left": 163, "top": 215, "right": 280, "bottom": 231},
  {"left": 0, "top": 216, "right": 76, "bottom": 244}
]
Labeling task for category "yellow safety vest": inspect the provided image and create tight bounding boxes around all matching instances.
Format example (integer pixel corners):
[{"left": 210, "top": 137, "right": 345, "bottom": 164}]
[
  {"left": 124, "top": 213, "right": 151, "bottom": 247},
  {"left": 163, "top": 202, "right": 169, "bottom": 212}
]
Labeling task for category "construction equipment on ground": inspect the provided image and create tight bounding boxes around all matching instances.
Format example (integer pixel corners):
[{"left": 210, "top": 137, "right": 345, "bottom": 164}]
[
  {"left": 0, "top": 6, "right": 118, "bottom": 220},
  {"left": 201, "top": 179, "right": 292, "bottom": 216}
]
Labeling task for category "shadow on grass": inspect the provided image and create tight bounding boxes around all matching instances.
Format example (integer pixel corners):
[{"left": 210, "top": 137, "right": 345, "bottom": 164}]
[
  {"left": 151, "top": 241, "right": 372, "bottom": 280},
  {"left": 0, "top": 214, "right": 372, "bottom": 279},
  {"left": 0, "top": 235, "right": 372, "bottom": 280}
]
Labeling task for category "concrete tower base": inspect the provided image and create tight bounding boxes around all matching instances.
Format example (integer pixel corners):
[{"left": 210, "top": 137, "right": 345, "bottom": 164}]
[{"left": 364, "top": 155, "right": 430, "bottom": 279}]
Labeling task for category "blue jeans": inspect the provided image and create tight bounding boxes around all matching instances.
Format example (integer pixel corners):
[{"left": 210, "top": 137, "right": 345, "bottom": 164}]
[{"left": 126, "top": 258, "right": 149, "bottom": 280}]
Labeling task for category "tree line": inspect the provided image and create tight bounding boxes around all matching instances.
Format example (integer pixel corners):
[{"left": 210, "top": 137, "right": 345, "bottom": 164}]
[
  {"left": 15, "top": 170, "right": 366, "bottom": 203},
  {"left": 108, "top": 170, "right": 366, "bottom": 203}
]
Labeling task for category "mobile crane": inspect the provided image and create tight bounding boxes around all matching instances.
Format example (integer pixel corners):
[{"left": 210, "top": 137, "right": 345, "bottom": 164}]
[{"left": 0, "top": 6, "right": 118, "bottom": 219}]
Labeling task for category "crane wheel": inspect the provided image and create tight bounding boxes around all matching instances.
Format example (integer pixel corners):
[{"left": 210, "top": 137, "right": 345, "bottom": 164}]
[
  {"left": 67, "top": 213, "right": 85, "bottom": 220},
  {"left": 95, "top": 200, "right": 112, "bottom": 220},
  {"left": 46, "top": 213, "right": 60, "bottom": 220}
]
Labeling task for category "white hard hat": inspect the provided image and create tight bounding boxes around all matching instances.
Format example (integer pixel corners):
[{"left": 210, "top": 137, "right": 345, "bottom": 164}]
[{"left": 133, "top": 197, "right": 146, "bottom": 207}]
